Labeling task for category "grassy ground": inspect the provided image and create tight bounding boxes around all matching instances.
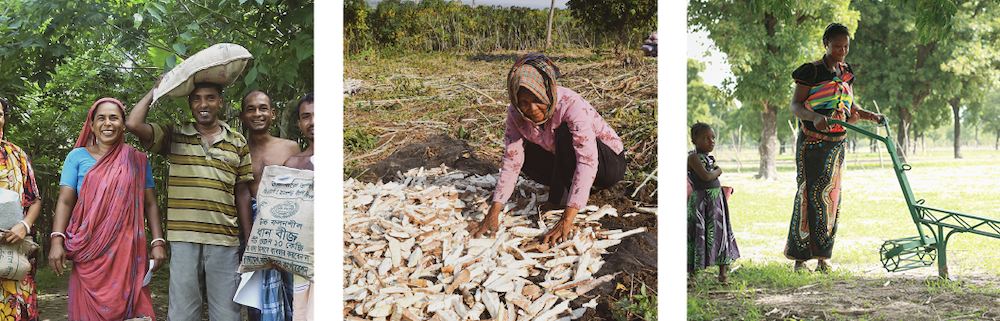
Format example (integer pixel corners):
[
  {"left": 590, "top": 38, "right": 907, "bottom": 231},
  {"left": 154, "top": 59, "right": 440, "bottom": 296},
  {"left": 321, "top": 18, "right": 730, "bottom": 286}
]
[
  {"left": 688, "top": 145, "right": 1000, "bottom": 320},
  {"left": 344, "top": 49, "right": 658, "bottom": 183}
]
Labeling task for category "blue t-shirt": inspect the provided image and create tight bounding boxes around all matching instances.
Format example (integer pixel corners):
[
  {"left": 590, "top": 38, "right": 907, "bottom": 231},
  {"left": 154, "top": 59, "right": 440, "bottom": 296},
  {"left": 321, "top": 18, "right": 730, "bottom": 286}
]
[{"left": 59, "top": 147, "right": 155, "bottom": 195}]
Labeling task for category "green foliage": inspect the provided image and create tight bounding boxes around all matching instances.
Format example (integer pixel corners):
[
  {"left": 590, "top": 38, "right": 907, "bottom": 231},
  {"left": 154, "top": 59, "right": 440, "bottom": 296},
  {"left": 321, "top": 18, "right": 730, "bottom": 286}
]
[
  {"left": 612, "top": 282, "right": 657, "bottom": 321},
  {"left": 344, "top": 0, "right": 648, "bottom": 54},
  {"left": 345, "top": 127, "right": 379, "bottom": 152},
  {"left": 686, "top": 58, "right": 734, "bottom": 130},
  {"left": 566, "top": 0, "right": 657, "bottom": 51},
  {"left": 0, "top": 0, "right": 313, "bottom": 262}
]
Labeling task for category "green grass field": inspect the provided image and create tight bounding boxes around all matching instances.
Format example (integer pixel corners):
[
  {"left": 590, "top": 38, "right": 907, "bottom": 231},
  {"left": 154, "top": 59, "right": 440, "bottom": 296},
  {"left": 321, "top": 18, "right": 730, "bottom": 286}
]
[{"left": 714, "top": 146, "right": 1000, "bottom": 276}]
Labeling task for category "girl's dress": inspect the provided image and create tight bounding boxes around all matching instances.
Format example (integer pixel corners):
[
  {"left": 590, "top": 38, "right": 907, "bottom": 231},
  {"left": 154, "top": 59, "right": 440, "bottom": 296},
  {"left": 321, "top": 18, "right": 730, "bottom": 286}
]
[{"left": 687, "top": 149, "right": 740, "bottom": 273}]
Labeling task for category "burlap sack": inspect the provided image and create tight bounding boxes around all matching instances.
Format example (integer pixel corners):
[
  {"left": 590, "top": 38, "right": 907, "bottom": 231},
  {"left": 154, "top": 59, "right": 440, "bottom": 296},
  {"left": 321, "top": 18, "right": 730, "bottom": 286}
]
[
  {"left": 0, "top": 233, "right": 37, "bottom": 281},
  {"left": 239, "top": 165, "right": 314, "bottom": 281},
  {"left": 152, "top": 43, "right": 252, "bottom": 104}
]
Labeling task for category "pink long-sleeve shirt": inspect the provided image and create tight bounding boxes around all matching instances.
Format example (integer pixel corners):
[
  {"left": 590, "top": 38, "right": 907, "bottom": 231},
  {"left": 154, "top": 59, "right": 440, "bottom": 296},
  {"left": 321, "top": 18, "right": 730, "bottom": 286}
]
[{"left": 492, "top": 86, "right": 624, "bottom": 209}]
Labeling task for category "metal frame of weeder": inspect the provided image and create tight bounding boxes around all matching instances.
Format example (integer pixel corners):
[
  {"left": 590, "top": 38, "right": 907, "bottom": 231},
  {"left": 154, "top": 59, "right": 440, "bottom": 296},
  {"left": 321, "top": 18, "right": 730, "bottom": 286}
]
[{"left": 828, "top": 119, "right": 1000, "bottom": 280}]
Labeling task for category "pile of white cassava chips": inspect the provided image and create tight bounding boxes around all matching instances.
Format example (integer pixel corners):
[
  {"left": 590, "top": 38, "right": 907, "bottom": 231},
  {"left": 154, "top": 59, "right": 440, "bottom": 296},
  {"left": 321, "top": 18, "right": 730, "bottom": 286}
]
[{"left": 344, "top": 165, "right": 647, "bottom": 321}]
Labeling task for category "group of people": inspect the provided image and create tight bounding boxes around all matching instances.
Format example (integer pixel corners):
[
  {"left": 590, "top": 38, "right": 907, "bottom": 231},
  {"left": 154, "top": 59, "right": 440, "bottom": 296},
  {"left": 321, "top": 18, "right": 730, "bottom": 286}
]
[
  {"left": 687, "top": 23, "right": 886, "bottom": 284},
  {"left": 0, "top": 74, "right": 314, "bottom": 320}
]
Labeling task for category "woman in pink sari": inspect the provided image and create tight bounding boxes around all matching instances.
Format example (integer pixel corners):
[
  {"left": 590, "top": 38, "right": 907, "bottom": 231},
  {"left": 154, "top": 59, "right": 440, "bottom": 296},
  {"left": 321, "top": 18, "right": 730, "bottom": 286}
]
[{"left": 47, "top": 98, "right": 166, "bottom": 320}]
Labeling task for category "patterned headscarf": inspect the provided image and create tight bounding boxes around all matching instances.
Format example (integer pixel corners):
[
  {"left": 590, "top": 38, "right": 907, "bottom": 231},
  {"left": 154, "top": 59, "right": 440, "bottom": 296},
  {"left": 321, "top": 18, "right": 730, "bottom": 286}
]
[{"left": 507, "top": 53, "right": 561, "bottom": 125}]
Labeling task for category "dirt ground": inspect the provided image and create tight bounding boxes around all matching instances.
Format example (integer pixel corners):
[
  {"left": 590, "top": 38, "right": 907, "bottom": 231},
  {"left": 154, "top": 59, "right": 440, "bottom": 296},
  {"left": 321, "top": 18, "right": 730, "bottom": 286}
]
[
  {"left": 692, "top": 268, "right": 1000, "bottom": 320},
  {"left": 36, "top": 264, "right": 222, "bottom": 321},
  {"left": 353, "top": 135, "right": 659, "bottom": 320}
]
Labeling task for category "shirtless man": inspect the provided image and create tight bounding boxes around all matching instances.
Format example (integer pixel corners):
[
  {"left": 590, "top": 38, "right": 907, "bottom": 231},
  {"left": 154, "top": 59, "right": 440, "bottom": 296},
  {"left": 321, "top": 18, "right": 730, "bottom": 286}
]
[
  {"left": 241, "top": 90, "right": 300, "bottom": 196},
  {"left": 283, "top": 93, "right": 313, "bottom": 170},
  {"left": 283, "top": 93, "right": 313, "bottom": 320},
  {"left": 239, "top": 89, "right": 299, "bottom": 320}
]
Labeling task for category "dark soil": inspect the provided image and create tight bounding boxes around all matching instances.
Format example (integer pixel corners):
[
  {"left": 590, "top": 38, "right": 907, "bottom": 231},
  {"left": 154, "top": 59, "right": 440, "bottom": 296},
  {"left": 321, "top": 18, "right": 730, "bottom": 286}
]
[
  {"left": 356, "top": 134, "right": 498, "bottom": 183},
  {"left": 576, "top": 185, "right": 659, "bottom": 321}
]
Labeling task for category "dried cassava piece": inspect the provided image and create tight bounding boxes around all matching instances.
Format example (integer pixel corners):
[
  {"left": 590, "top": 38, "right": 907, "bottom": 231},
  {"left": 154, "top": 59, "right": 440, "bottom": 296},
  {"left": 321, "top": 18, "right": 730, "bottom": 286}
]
[{"left": 344, "top": 165, "right": 653, "bottom": 320}]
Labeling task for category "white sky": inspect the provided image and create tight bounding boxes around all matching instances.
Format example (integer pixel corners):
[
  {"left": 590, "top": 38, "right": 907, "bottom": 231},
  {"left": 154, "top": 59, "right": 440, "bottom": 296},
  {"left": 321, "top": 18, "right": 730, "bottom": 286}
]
[{"left": 686, "top": 29, "right": 733, "bottom": 89}]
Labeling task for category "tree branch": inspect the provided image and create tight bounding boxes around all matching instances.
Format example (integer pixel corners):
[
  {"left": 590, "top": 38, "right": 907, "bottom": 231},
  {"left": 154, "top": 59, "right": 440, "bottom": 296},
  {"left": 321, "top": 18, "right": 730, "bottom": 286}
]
[
  {"left": 175, "top": 0, "right": 218, "bottom": 44},
  {"left": 103, "top": 20, "right": 185, "bottom": 59}
]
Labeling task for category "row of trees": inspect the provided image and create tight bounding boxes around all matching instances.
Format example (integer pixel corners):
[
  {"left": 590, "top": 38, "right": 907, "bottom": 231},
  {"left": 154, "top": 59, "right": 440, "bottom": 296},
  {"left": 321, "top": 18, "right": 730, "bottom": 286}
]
[
  {"left": 689, "top": 0, "right": 1000, "bottom": 179},
  {"left": 0, "top": 0, "right": 313, "bottom": 257},
  {"left": 344, "top": 0, "right": 657, "bottom": 54}
]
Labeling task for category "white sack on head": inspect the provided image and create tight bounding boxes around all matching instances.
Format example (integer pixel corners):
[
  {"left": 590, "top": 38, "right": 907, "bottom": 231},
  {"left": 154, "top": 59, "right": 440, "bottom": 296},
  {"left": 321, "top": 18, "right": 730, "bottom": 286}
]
[{"left": 152, "top": 43, "right": 253, "bottom": 104}]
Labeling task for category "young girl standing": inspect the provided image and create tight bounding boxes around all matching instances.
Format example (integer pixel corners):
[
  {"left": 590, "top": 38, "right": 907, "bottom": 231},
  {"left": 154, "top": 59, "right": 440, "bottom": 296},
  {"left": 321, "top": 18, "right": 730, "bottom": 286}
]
[{"left": 688, "top": 122, "right": 740, "bottom": 284}]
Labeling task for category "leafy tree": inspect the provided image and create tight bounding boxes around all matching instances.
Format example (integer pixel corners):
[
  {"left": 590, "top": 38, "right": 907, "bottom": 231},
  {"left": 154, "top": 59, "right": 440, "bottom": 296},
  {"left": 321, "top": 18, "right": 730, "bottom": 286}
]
[
  {"left": 0, "top": 0, "right": 313, "bottom": 259},
  {"left": 686, "top": 59, "right": 733, "bottom": 130},
  {"left": 851, "top": 0, "right": 956, "bottom": 161},
  {"left": 976, "top": 89, "right": 1000, "bottom": 150},
  {"left": 689, "top": 0, "right": 858, "bottom": 180},
  {"left": 567, "top": 0, "right": 657, "bottom": 53},
  {"left": 930, "top": 0, "right": 1000, "bottom": 158}
]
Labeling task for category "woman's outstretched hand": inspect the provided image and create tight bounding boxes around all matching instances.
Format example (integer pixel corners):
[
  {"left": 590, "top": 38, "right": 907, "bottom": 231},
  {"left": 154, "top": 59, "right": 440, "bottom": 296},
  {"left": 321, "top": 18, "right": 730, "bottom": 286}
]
[
  {"left": 541, "top": 207, "right": 579, "bottom": 247},
  {"left": 469, "top": 201, "right": 504, "bottom": 238},
  {"left": 871, "top": 113, "right": 887, "bottom": 124},
  {"left": 48, "top": 241, "right": 67, "bottom": 276}
]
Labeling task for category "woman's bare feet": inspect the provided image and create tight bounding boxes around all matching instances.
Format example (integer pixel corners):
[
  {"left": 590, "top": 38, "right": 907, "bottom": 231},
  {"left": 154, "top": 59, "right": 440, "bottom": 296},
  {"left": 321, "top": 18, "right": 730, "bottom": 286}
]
[
  {"left": 794, "top": 260, "right": 811, "bottom": 273},
  {"left": 816, "top": 259, "right": 832, "bottom": 273},
  {"left": 718, "top": 264, "right": 729, "bottom": 284}
]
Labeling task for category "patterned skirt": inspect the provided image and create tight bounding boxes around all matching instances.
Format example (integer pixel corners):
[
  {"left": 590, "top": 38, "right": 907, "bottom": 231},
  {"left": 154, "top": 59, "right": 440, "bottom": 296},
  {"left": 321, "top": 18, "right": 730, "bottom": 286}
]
[
  {"left": 0, "top": 255, "right": 36, "bottom": 321},
  {"left": 784, "top": 133, "right": 845, "bottom": 261},
  {"left": 688, "top": 186, "right": 740, "bottom": 273}
]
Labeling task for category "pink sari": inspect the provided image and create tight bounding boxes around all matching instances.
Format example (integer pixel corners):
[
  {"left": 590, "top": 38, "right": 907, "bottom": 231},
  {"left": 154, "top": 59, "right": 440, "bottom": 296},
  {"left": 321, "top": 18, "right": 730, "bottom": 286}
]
[{"left": 63, "top": 98, "right": 155, "bottom": 320}]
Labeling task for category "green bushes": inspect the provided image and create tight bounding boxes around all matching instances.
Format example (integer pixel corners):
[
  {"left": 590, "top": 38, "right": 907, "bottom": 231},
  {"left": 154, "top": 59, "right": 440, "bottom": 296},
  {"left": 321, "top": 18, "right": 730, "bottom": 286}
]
[{"left": 344, "top": 0, "right": 650, "bottom": 54}]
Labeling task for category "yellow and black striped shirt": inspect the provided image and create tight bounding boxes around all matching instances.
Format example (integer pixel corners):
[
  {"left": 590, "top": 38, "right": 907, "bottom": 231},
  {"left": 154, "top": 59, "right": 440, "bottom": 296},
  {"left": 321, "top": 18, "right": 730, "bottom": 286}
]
[{"left": 147, "top": 122, "right": 252, "bottom": 247}]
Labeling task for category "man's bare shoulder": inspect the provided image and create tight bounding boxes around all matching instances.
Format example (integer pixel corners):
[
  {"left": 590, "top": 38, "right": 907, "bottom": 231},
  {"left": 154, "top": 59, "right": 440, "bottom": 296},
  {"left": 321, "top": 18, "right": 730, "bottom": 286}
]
[
  {"left": 277, "top": 138, "right": 301, "bottom": 153},
  {"left": 283, "top": 152, "right": 313, "bottom": 170}
]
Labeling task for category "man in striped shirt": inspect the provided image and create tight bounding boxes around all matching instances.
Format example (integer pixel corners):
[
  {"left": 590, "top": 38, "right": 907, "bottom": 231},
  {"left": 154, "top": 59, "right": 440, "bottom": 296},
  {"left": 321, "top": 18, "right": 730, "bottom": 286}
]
[{"left": 127, "top": 80, "right": 252, "bottom": 321}]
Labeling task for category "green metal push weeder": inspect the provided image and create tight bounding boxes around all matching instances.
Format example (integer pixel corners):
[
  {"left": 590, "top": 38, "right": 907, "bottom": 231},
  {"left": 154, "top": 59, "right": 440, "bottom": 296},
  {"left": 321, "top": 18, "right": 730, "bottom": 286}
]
[{"left": 829, "top": 118, "right": 1000, "bottom": 280}]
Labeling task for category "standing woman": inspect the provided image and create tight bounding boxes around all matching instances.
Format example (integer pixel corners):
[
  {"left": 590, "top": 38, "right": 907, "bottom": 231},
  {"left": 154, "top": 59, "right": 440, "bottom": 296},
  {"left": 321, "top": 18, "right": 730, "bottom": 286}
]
[
  {"left": 785, "top": 23, "right": 884, "bottom": 272},
  {"left": 47, "top": 98, "right": 166, "bottom": 320},
  {"left": 0, "top": 96, "right": 43, "bottom": 320},
  {"left": 470, "top": 54, "right": 626, "bottom": 245}
]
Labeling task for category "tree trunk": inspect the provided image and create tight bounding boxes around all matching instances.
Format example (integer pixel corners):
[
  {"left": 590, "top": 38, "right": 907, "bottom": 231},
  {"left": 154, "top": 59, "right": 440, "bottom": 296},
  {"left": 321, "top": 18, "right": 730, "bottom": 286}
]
[
  {"left": 896, "top": 106, "right": 913, "bottom": 163},
  {"left": 545, "top": 0, "right": 555, "bottom": 51},
  {"left": 756, "top": 101, "right": 778, "bottom": 180},
  {"left": 949, "top": 98, "right": 962, "bottom": 158}
]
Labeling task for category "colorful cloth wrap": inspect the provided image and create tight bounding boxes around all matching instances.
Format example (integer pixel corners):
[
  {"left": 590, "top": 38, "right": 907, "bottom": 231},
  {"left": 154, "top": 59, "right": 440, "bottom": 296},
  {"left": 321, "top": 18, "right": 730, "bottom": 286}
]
[
  {"left": 64, "top": 98, "right": 156, "bottom": 320},
  {"left": 799, "top": 71, "right": 854, "bottom": 142},
  {"left": 507, "top": 53, "right": 561, "bottom": 125},
  {"left": 784, "top": 131, "right": 845, "bottom": 261},
  {"left": 0, "top": 137, "right": 40, "bottom": 320}
]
